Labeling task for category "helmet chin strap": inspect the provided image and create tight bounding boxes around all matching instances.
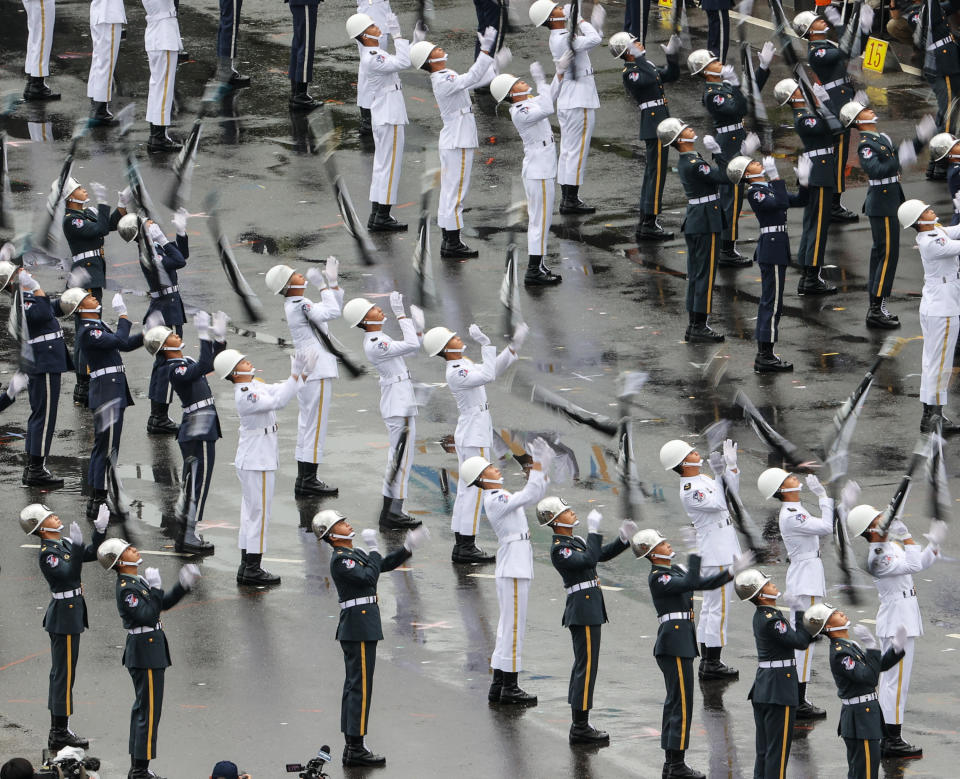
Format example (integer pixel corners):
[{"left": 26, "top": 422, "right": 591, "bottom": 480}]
[
  {"left": 825, "top": 621, "right": 850, "bottom": 633},
  {"left": 917, "top": 219, "right": 938, "bottom": 226},
  {"left": 45, "top": 525, "right": 62, "bottom": 535},
  {"left": 444, "top": 345, "right": 464, "bottom": 354},
  {"left": 286, "top": 282, "right": 306, "bottom": 291},
  {"left": 552, "top": 518, "right": 579, "bottom": 529},
  {"left": 429, "top": 53, "right": 448, "bottom": 64},
  {"left": 361, "top": 31, "right": 380, "bottom": 43},
  {"left": 651, "top": 551, "right": 675, "bottom": 561},
  {"left": 330, "top": 530, "right": 356, "bottom": 540},
  {"left": 232, "top": 368, "right": 255, "bottom": 378},
  {"left": 481, "top": 476, "right": 503, "bottom": 486}
]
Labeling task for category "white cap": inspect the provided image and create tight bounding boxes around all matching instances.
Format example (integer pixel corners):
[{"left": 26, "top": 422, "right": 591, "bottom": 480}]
[
  {"left": 898, "top": 199, "right": 929, "bottom": 230},
  {"left": 265, "top": 264, "right": 297, "bottom": 295},
  {"left": 757, "top": 467, "right": 792, "bottom": 500},
  {"left": 423, "top": 326, "right": 456, "bottom": 357},
  {"left": 659, "top": 439, "right": 694, "bottom": 470},
  {"left": 774, "top": 78, "right": 800, "bottom": 106},
  {"left": 687, "top": 49, "right": 718, "bottom": 76},
  {"left": 490, "top": 73, "right": 522, "bottom": 104},
  {"left": 846, "top": 504, "right": 882, "bottom": 538},
  {"left": 212, "top": 348, "right": 246, "bottom": 380},
  {"left": 346, "top": 13, "right": 375, "bottom": 40},
  {"left": 410, "top": 40, "right": 439, "bottom": 70},
  {"left": 529, "top": 0, "right": 559, "bottom": 26},
  {"left": 460, "top": 455, "right": 493, "bottom": 486},
  {"left": 342, "top": 297, "right": 375, "bottom": 328}
]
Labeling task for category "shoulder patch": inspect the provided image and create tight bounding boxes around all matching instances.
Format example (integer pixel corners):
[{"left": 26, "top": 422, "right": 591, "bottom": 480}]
[
  {"left": 91, "top": 329, "right": 103, "bottom": 339},
  {"left": 342, "top": 558, "right": 356, "bottom": 569},
  {"left": 457, "top": 368, "right": 468, "bottom": 377},
  {"left": 862, "top": 147, "right": 873, "bottom": 159},
  {"left": 774, "top": 620, "right": 788, "bottom": 634},
  {"left": 71, "top": 218, "right": 84, "bottom": 228},
  {"left": 628, "top": 71, "right": 639, "bottom": 82},
  {"left": 124, "top": 592, "right": 139, "bottom": 608},
  {"left": 804, "top": 117, "right": 817, "bottom": 128},
  {"left": 752, "top": 191, "right": 766, "bottom": 202},
  {"left": 44, "top": 554, "right": 59, "bottom": 568},
  {"left": 175, "top": 365, "right": 187, "bottom": 375},
  {"left": 497, "top": 493, "right": 509, "bottom": 503},
  {"left": 698, "top": 163, "right": 711, "bottom": 175},
  {"left": 376, "top": 341, "right": 389, "bottom": 352},
  {"left": 657, "top": 573, "right": 672, "bottom": 584},
  {"left": 692, "top": 489, "right": 705, "bottom": 503},
  {"left": 560, "top": 547, "right": 572, "bottom": 558},
  {"left": 301, "top": 302, "right": 312, "bottom": 313},
  {"left": 842, "top": 656, "right": 856, "bottom": 671}
]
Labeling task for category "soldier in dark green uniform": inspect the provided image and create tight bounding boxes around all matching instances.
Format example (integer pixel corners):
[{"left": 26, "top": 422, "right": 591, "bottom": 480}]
[
  {"left": 19, "top": 502, "right": 108, "bottom": 753},
  {"left": 98, "top": 538, "right": 201, "bottom": 779},
  {"left": 804, "top": 603, "right": 907, "bottom": 779},
  {"left": 312, "top": 509, "right": 428, "bottom": 768},
  {"left": 632, "top": 528, "right": 751, "bottom": 779},
  {"left": 734, "top": 568, "right": 814, "bottom": 779},
  {"left": 536, "top": 498, "right": 636, "bottom": 745}
]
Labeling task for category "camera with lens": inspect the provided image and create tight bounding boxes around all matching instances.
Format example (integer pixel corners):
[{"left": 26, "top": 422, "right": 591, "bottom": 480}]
[
  {"left": 36, "top": 754, "right": 99, "bottom": 779},
  {"left": 285, "top": 746, "right": 331, "bottom": 779}
]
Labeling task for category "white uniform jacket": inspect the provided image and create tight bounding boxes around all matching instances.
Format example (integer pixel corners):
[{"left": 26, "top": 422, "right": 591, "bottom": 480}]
[
  {"left": 363, "top": 317, "right": 420, "bottom": 418},
  {"left": 548, "top": 24, "right": 601, "bottom": 110},
  {"left": 867, "top": 540, "right": 937, "bottom": 637},
  {"left": 359, "top": 41, "right": 411, "bottom": 127},
  {"left": 778, "top": 498, "right": 833, "bottom": 598},
  {"left": 432, "top": 52, "right": 493, "bottom": 150},
  {"left": 446, "top": 344, "right": 517, "bottom": 448},
  {"left": 233, "top": 377, "right": 299, "bottom": 471},
  {"left": 142, "top": 0, "right": 181, "bottom": 51},
  {"left": 484, "top": 469, "right": 547, "bottom": 579},
  {"left": 284, "top": 287, "right": 344, "bottom": 381},
  {"left": 92, "top": 0, "right": 126, "bottom": 25},
  {"left": 510, "top": 80, "right": 561, "bottom": 180},
  {"left": 918, "top": 224, "right": 960, "bottom": 317},
  {"left": 679, "top": 471, "right": 741, "bottom": 567}
]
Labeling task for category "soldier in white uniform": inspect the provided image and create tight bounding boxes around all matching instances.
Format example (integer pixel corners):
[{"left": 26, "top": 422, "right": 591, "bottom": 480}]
[
  {"left": 265, "top": 258, "right": 343, "bottom": 498},
  {"left": 899, "top": 199, "right": 960, "bottom": 434},
  {"left": 355, "top": 0, "right": 395, "bottom": 135},
  {"left": 422, "top": 320, "right": 528, "bottom": 563},
  {"left": 659, "top": 438, "right": 741, "bottom": 681},
  {"left": 757, "top": 467, "right": 835, "bottom": 719},
  {"left": 528, "top": 0, "right": 604, "bottom": 215},
  {"left": 342, "top": 293, "right": 424, "bottom": 530},
  {"left": 213, "top": 348, "right": 308, "bottom": 586},
  {"left": 347, "top": 13, "right": 411, "bottom": 232},
  {"left": 409, "top": 28, "right": 500, "bottom": 259},
  {"left": 22, "top": 0, "right": 59, "bottom": 101},
  {"left": 847, "top": 502, "right": 948, "bottom": 759},
  {"left": 460, "top": 439, "right": 552, "bottom": 705},
  {"left": 142, "top": 0, "right": 183, "bottom": 152},
  {"left": 87, "top": 0, "right": 125, "bottom": 125}
]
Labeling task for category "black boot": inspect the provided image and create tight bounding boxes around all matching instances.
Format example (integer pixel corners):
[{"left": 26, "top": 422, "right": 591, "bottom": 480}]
[
  {"left": 718, "top": 240, "right": 751, "bottom": 267},
  {"left": 698, "top": 645, "right": 738, "bottom": 680},
  {"left": 378, "top": 495, "right": 422, "bottom": 530},
  {"left": 289, "top": 81, "right": 318, "bottom": 111},
  {"left": 686, "top": 313, "right": 724, "bottom": 343},
  {"left": 440, "top": 228, "right": 479, "bottom": 259},
  {"left": 294, "top": 460, "right": 338, "bottom": 497},
  {"left": 881, "top": 723, "right": 923, "bottom": 758},
  {"left": 86, "top": 488, "right": 108, "bottom": 521},
  {"left": 90, "top": 99, "right": 119, "bottom": 126},
  {"left": 48, "top": 717, "right": 88, "bottom": 751},
  {"left": 23, "top": 75, "right": 60, "bottom": 101},
  {"left": 451, "top": 532, "right": 495, "bottom": 563},
  {"left": 219, "top": 58, "right": 251, "bottom": 87},
  {"left": 359, "top": 107, "right": 373, "bottom": 137},
  {"left": 866, "top": 296, "right": 900, "bottom": 329},
  {"left": 524, "top": 255, "right": 562, "bottom": 286},
  {"left": 175, "top": 508, "right": 214, "bottom": 556},
  {"left": 147, "top": 401, "right": 179, "bottom": 435},
  {"left": 559, "top": 184, "right": 596, "bottom": 215},
  {"left": 488, "top": 669, "right": 504, "bottom": 702},
  {"left": 920, "top": 403, "right": 938, "bottom": 434},
  {"left": 797, "top": 265, "right": 837, "bottom": 296},
  {"left": 73, "top": 376, "right": 89, "bottom": 407},
  {"left": 367, "top": 202, "right": 407, "bottom": 232},
  {"left": 128, "top": 767, "right": 166, "bottom": 779},
  {"left": 754, "top": 342, "right": 793, "bottom": 374},
  {"left": 662, "top": 749, "right": 705, "bottom": 779},
  {"left": 147, "top": 123, "right": 183, "bottom": 152},
  {"left": 569, "top": 708, "right": 610, "bottom": 745},
  {"left": 237, "top": 553, "right": 281, "bottom": 586},
  {"left": 236, "top": 549, "right": 247, "bottom": 583},
  {"left": 831, "top": 192, "right": 859, "bottom": 223},
  {"left": 22, "top": 455, "right": 64, "bottom": 488},
  {"left": 795, "top": 682, "right": 826, "bottom": 720},
  {"left": 934, "top": 405, "right": 960, "bottom": 436},
  {"left": 342, "top": 734, "right": 386, "bottom": 767},
  {"left": 636, "top": 213, "right": 674, "bottom": 241},
  {"left": 499, "top": 671, "right": 537, "bottom": 705},
  {"left": 926, "top": 156, "right": 947, "bottom": 181}
]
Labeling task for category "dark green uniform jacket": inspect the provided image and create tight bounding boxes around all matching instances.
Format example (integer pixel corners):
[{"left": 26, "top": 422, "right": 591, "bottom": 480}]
[
  {"left": 829, "top": 637, "right": 904, "bottom": 739},
  {"left": 649, "top": 554, "right": 731, "bottom": 657},
  {"left": 39, "top": 531, "right": 105, "bottom": 635},
  {"left": 747, "top": 605, "right": 813, "bottom": 706},
  {"left": 117, "top": 573, "right": 188, "bottom": 669},
  {"left": 331, "top": 545, "right": 412, "bottom": 642},
  {"left": 550, "top": 532, "right": 629, "bottom": 626}
]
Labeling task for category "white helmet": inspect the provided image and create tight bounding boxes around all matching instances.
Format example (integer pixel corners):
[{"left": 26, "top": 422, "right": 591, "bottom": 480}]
[
  {"left": 631, "top": 528, "right": 666, "bottom": 559},
  {"left": 898, "top": 199, "right": 929, "bottom": 230},
  {"left": 758, "top": 467, "right": 791, "bottom": 500},
  {"left": 460, "top": 455, "right": 493, "bottom": 487},
  {"left": 410, "top": 40, "right": 438, "bottom": 70},
  {"left": 687, "top": 49, "right": 718, "bottom": 75},
  {"left": 346, "top": 12, "right": 375, "bottom": 40},
  {"left": 117, "top": 213, "right": 140, "bottom": 243},
  {"left": 657, "top": 118, "right": 688, "bottom": 146},
  {"left": 846, "top": 504, "right": 882, "bottom": 538},
  {"left": 792, "top": 10, "right": 819, "bottom": 36},
  {"left": 536, "top": 496, "right": 572, "bottom": 526},
  {"left": 212, "top": 348, "right": 246, "bottom": 380},
  {"left": 839, "top": 101, "right": 868, "bottom": 128},
  {"left": 312, "top": 509, "right": 347, "bottom": 541},
  {"left": 659, "top": 439, "right": 694, "bottom": 470},
  {"left": 144, "top": 325, "right": 175, "bottom": 357},
  {"left": 774, "top": 78, "right": 800, "bottom": 106},
  {"left": 802, "top": 602, "right": 838, "bottom": 637},
  {"left": 19, "top": 503, "right": 55, "bottom": 535},
  {"left": 734, "top": 568, "right": 771, "bottom": 601},
  {"left": 726, "top": 155, "right": 754, "bottom": 184},
  {"left": 0, "top": 260, "right": 18, "bottom": 292},
  {"left": 265, "top": 264, "right": 297, "bottom": 295},
  {"left": 529, "top": 0, "right": 559, "bottom": 26},
  {"left": 97, "top": 537, "right": 132, "bottom": 571},
  {"left": 58, "top": 287, "right": 91, "bottom": 317},
  {"left": 423, "top": 326, "right": 456, "bottom": 357},
  {"left": 609, "top": 31, "right": 636, "bottom": 58},
  {"left": 57, "top": 176, "right": 82, "bottom": 202},
  {"left": 929, "top": 132, "right": 959, "bottom": 161},
  {"left": 490, "top": 73, "right": 522, "bottom": 104},
  {"left": 343, "top": 297, "right": 375, "bottom": 328}
]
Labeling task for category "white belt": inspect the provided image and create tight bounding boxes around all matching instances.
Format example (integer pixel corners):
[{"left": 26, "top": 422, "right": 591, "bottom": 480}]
[
  {"left": 929, "top": 35, "right": 954, "bottom": 50},
  {"left": 639, "top": 98, "right": 665, "bottom": 110},
  {"left": 822, "top": 78, "right": 847, "bottom": 90},
  {"left": 790, "top": 550, "right": 821, "bottom": 562},
  {"left": 535, "top": 138, "right": 555, "bottom": 147},
  {"left": 90, "top": 365, "right": 124, "bottom": 379},
  {"left": 146, "top": 10, "right": 177, "bottom": 21},
  {"left": 575, "top": 68, "right": 595, "bottom": 77},
  {"left": 51, "top": 587, "right": 82, "bottom": 600},
  {"left": 688, "top": 194, "right": 719, "bottom": 205},
  {"left": 804, "top": 147, "right": 833, "bottom": 158},
  {"left": 938, "top": 272, "right": 960, "bottom": 283},
  {"left": 697, "top": 516, "right": 732, "bottom": 531},
  {"left": 183, "top": 397, "right": 215, "bottom": 413},
  {"left": 758, "top": 659, "right": 795, "bottom": 668},
  {"left": 241, "top": 422, "right": 278, "bottom": 435},
  {"left": 28, "top": 331, "right": 63, "bottom": 344},
  {"left": 565, "top": 578, "right": 600, "bottom": 595},
  {"left": 500, "top": 532, "right": 530, "bottom": 545},
  {"left": 900, "top": 587, "right": 916, "bottom": 598},
  {"left": 760, "top": 225, "right": 786, "bottom": 234},
  {"left": 340, "top": 595, "right": 377, "bottom": 609},
  {"left": 380, "top": 372, "right": 411, "bottom": 386},
  {"left": 72, "top": 249, "right": 104, "bottom": 261},
  {"left": 841, "top": 692, "right": 877, "bottom": 705},
  {"left": 149, "top": 285, "right": 179, "bottom": 298},
  {"left": 462, "top": 402, "right": 489, "bottom": 414},
  {"left": 868, "top": 177, "right": 899, "bottom": 186},
  {"left": 128, "top": 622, "right": 162, "bottom": 635},
  {"left": 441, "top": 107, "right": 473, "bottom": 119},
  {"left": 658, "top": 611, "right": 694, "bottom": 623},
  {"left": 716, "top": 122, "right": 743, "bottom": 134}
]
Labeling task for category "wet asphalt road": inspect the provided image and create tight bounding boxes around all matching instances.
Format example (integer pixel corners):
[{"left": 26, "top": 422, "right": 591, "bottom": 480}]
[{"left": 1, "top": 0, "right": 960, "bottom": 776}]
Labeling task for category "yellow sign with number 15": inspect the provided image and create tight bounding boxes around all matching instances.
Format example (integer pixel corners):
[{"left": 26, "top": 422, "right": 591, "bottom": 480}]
[{"left": 863, "top": 37, "right": 888, "bottom": 73}]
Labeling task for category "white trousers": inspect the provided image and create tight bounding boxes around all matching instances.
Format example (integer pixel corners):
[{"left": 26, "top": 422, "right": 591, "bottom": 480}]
[
  {"left": 295, "top": 378, "right": 332, "bottom": 464},
  {"left": 382, "top": 415, "right": 415, "bottom": 499},
  {"left": 146, "top": 49, "right": 177, "bottom": 126},
  {"left": 696, "top": 569, "right": 732, "bottom": 647},
  {"left": 23, "top": 0, "right": 55, "bottom": 77},
  {"left": 236, "top": 467, "right": 276, "bottom": 554},
  {"left": 557, "top": 108, "right": 595, "bottom": 187},
  {"left": 879, "top": 635, "right": 915, "bottom": 725},
  {"left": 523, "top": 176, "right": 555, "bottom": 257},
  {"left": 492, "top": 576, "right": 530, "bottom": 672},
  {"left": 437, "top": 147, "right": 474, "bottom": 231},
  {"left": 792, "top": 594, "right": 820, "bottom": 684},
  {"left": 919, "top": 313, "right": 958, "bottom": 405},
  {"left": 87, "top": 22, "right": 121, "bottom": 101},
  {"left": 370, "top": 123, "right": 404, "bottom": 205},
  {"left": 28, "top": 121, "right": 53, "bottom": 142},
  {"left": 451, "top": 444, "right": 486, "bottom": 534}
]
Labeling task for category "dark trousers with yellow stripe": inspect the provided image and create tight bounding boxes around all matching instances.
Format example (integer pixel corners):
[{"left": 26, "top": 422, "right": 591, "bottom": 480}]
[
  {"left": 341, "top": 640, "right": 376, "bottom": 736},
  {"left": 868, "top": 215, "right": 899, "bottom": 298},
  {"left": 640, "top": 138, "right": 668, "bottom": 216},
  {"left": 797, "top": 186, "right": 833, "bottom": 268},
  {"left": 656, "top": 655, "right": 693, "bottom": 750},
  {"left": 684, "top": 232, "right": 719, "bottom": 314},
  {"left": 844, "top": 737, "right": 879, "bottom": 779},
  {"left": 752, "top": 702, "right": 794, "bottom": 779},
  {"left": 48, "top": 632, "right": 80, "bottom": 717},
  {"left": 568, "top": 624, "right": 601, "bottom": 711},
  {"left": 835, "top": 131, "right": 851, "bottom": 194},
  {"left": 927, "top": 73, "right": 960, "bottom": 133},
  {"left": 128, "top": 667, "right": 164, "bottom": 760},
  {"left": 720, "top": 181, "right": 743, "bottom": 242}
]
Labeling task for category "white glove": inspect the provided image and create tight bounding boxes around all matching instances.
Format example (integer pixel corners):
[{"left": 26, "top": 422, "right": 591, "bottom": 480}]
[
  {"left": 758, "top": 41, "right": 775, "bottom": 69},
  {"left": 178, "top": 563, "right": 201, "bottom": 590},
  {"left": 812, "top": 83, "right": 829, "bottom": 106},
  {"left": 924, "top": 519, "right": 948, "bottom": 547},
  {"left": 404, "top": 525, "right": 430, "bottom": 552},
  {"left": 305, "top": 267, "right": 325, "bottom": 289},
  {"left": 361, "top": 528, "right": 380, "bottom": 554},
  {"left": 707, "top": 451, "right": 724, "bottom": 475},
  {"left": 301, "top": 350, "right": 318, "bottom": 377},
  {"left": 619, "top": 519, "right": 638, "bottom": 543},
  {"left": 805, "top": 474, "right": 827, "bottom": 498},
  {"left": 530, "top": 61, "right": 547, "bottom": 87},
  {"left": 389, "top": 290, "right": 405, "bottom": 318},
  {"left": 898, "top": 139, "right": 917, "bottom": 167},
  {"left": 824, "top": 5, "right": 842, "bottom": 25},
  {"left": 323, "top": 255, "right": 339, "bottom": 287},
  {"left": 853, "top": 623, "right": 878, "bottom": 650},
  {"left": 410, "top": 304, "right": 425, "bottom": 333},
  {"left": 721, "top": 64, "right": 740, "bottom": 86},
  {"left": 291, "top": 352, "right": 305, "bottom": 377},
  {"left": 741, "top": 132, "right": 761, "bottom": 156},
  {"left": 146, "top": 222, "right": 167, "bottom": 245},
  {"left": 212, "top": 311, "right": 229, "bottom": 342},
  {"left": 797, "top": 155, "right": 812, "bottom": 187},
  {"left": 587, "top": 509, "right": 602, "bottom": 534},
  {"left": 468, "top": 323, "right": 491, "bottom": 346},
  {"left": 0, "top": 242, "right": 14, "bottom": 263},
  {"left": 89, "top": 181, "right": 107, "bottom": 204},
  {"left": 479, "top": 25, "right": 497, "bottom": 52},
  {"left": 888, "top": 518, "right": 910, "bottom": 539},
  {"left": 663, "top": 34, "right": 681, "bottom": 57},
  {"left": 953, "top": 190, "right": 960, "bottom": 216},
  {"left": 703, "top": 135, "right": 722, "bottom": 155},
  {"left": 511, "top": 321, "right": 529, "bottom": 351},
  {"left": 144, "top": 567, "right": 162, "bottom": 589},
  {"left": 722, "top": 439, "right": 738, "bottom": 470},
  {"left": 527, "top": 436, "right": 555, "bottom": 473},
  {"left": 18, "top": 271, "right": 39, "bottom": 292},
  {"left": 590, "top": 3, "right": 606, "bottom": 30},
  {"left": 414, "top": 21, "right": 429, "bottom": 44},
  {"left": 916, "top": 114, "right": 938, "bottom": 143},
  {"left": 731, "top": 550, "right": 756, "bottom": 575},
  {"left": 69, "top": 522, "right": 83, "bottom": 546},
  {"left": 193, "top": 310, "right": 211, "bottom": 340},
  {"left": 94, "top": 503, "right": 110, "bottom": 533},
  {"left": 495, "top": 45, "right": 513, "bottom": 71},
  {"left": 554, "top": 49, "right": 575, "bottom": 75},
  {"left": 6, "top": 372, "right": 28, "bottom": 399},
  {"left": 171, "top": 208, "right": 188, "bottom": 236},
  {"left": 385, "top": 11, "right": 401, "bottom": 38},
  {"left": 891, "top": 624, "right": 908, "bottom": 653},
  {"left": 762, "top": 155, "right": 779, "bottom": 180},
  {"left": 840, "top": 480, "right": 861, "bottom": 511},
  {"left": 860, "top": 4, "right": 875, "bottom": 34},
  {"left": 118, "top": 186, "right": 132, "bottom": 210},
  {"left": 111, "top": 292, "right": 127, "bottom": 317}
]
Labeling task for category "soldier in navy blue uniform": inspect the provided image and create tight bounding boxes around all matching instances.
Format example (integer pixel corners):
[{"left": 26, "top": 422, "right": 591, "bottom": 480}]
[
  {"left": 631, "top": 529, "right": 750, "bottom": 779},
  {"left": 702, "top": 0, "right": 732, "bottom": 64},
  {"left": 728, "top": 154, "right": 808, "bottom": 373},
  {"left": 734, "top": 569, "right": 814, "bottom": 779},
  {"left": 313, "top": 510, "right": 428, "bottom": 768},
  {"left": 19, "top": 502, "right": 108, "bottom": 753},
  {"left": 98, "top": 538, "right": 200, "bottom": 779},
  {"left": 537, "top": 498, "right": 635, "bottom": 745},
  {"left": 216, "top": 0, "right": 250, "bottom": 86},
  {"left": 916, "top": 0, "right": 960, "bottom": 179},
  {"left": 285, "top": 0, "right": 322, "bottom": 110},
  {"left": 610, "top": 32, "right": 680, "bottom": 242}
]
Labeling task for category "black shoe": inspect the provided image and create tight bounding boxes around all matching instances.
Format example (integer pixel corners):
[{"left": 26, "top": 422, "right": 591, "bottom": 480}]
[
  {"left": 295, "top": 476, "right": 339, "bottom": 497},
  {"left": 881, "top": 736, "right": 923, "bottom": 759},
  {"left": 342, "top": 744, "right": 386, "bottom": 767},
  {"left": 359, "top": 107, "right": 373, "bottom": 137},
  {"left": 128, "top": 769, "right": 166, "bottom": 779},
  {"left": 524, "top": 265, "right": 563, "bottom": 286},
  {"left": 698, "top": 659, "right": 739, "bottom": 680},
  {"left": 636, "top": 216, "right": 674, "bottom": 241},
  {"left": 22, "top": 464, "right": 64, "bottom": 488},
  {"left": 228, "top": 71, "right": 251, "bottom": 87},
  {"left": 90, "top": 100, "right": 119, "bottom": 126},
  {"left": 73, "top": 380, "right": 89, "bottom": 407},
  {"left": 48, "top": 726, "right": 88, "bottom": 751},
  {"left": 441, "top": 239, "right": 480, "bottom": 259},
  {"left": 831, "top": 203, "right": 859, "bottom": 223},
  {"left": 237, "top": 565, "right": 281, "bottom": 586},
  {"left": 662, "top": 761, "right": 706, "bottom": 779},
  {"left": 686, "top": 323, "right": 725, "bottom": 343},
  {"left": 86, "top": 489, "right": 108, "bottom": 521},
  {"left": 379, "top": 511, "right": 422, "bottom": 530},
  {"left": 23, "top": 76, "right": 60, "bottom": 102},
  {"left": 797, "top": 274, "right": 837, "bottom": 296},
  {"left": 147, "top": 125, "right": 183, "bottom": 152},
  {"left": 718, "top": 245, "right": 751, "bottom": 267},
  {"left": 559, "top": 198, "right": 596, "bottom": 215},
  {"left": 289, "top": 83, "right": 319, "bottom": 111},
  {"left": 866, "top": 300, "right": 900, "bottom": 329},
  {"left": 569, "top": 721, "right": 610, "bottom": 745},
  {"left": 175, "top": 526, "right": 215, "bottom": 556},
  {"left": 920, "top": 403, "right": 939, "bottom": 434},
  {"left": 367, "top": 205, "right": 407, "bottom": 232},
  {"left": 499, "top": 684, "right": 538, "bottom": 705},
  {"left": 754, "top": 351, "right": 793, "bottom": 374},
  {"left": 451, "top": 538, "right": 495, "bottom": 563},
  {"left": 795, "top": 699, "right": 827, "bottom": 720},
  {"left": 147, "top": 415, "right": 179, "bottom": 435},
  {"left": 488, "top": 670, "right": 504, "bottom": 702}
]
